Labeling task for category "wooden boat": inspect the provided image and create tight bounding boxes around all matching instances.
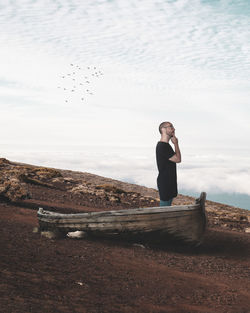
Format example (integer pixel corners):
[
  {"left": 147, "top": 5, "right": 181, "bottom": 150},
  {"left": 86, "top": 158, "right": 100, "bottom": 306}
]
[{"left": 37, "top": 192, "right": 207, "bottom": 245}]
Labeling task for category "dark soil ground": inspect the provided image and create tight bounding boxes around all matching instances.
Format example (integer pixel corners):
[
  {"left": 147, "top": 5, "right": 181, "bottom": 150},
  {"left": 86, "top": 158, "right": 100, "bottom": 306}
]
[{"left": 1, "top": 169, "right": 250, "bottom": 313}]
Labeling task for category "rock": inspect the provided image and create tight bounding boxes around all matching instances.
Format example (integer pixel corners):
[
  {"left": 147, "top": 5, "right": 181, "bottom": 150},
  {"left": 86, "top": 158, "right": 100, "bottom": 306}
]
[
  {"left": 70, "top": 185, "right": 95, "bottom": 195},
  {"left": 20, "top": 174, "right": 54, "bottom": 188},
  {"left": 0, "top": 185, "right": 6, "bottom": 193},
  {"left": 108, "top": 195, "right": 120, "bottom": 203},
  {"left": 0, "top": 159, "right": 63, "bottom": 201},
  {"left": 240, "top": 216, "right": 245, "bottom": 220},
  {"left": 34, "top": 167, "right": 62, "bottom": 179},
  {"left": 95, "top": 184, "right": 126, "bottom": 194},
  {"left": 122, "top": 201, "right": 131, "bottom": 205},
  {"left": 133, "top": 243, "right": 146, "bottom": 249},
  {"left": 95, "top": 190, "right": 105, "bottom": 196},
  {"left": 75, "top": 281, "right": 89, "bottom": 288},
  {"left": 0, "top": 178, "right": 30, "bottom": 201},
  {"left": 32, "top": 227, "right": 39, "bottom": 233},
  {"left": 76, "top": 281, "right": 83, "bottom": 286},
  {"left": 64, "top": 177, "right": 75, "bottom": 182},
  {"left": 131, "top": 194, "right": 138, "bottom": 199},
  {"left": 40, "top": 230, "right": 66, "bottom": 239},
  {"left": 40, "top": 231, "right": 58, "bottom": 239},
  {"left": 67, "top": 231, "right": 86, "bottom": 239},
  {"left": 0, "top": 158, "right": 11, "bottom": 166},
  {"left": 52, "top": 177, "right": 64, "bottom": 183}
]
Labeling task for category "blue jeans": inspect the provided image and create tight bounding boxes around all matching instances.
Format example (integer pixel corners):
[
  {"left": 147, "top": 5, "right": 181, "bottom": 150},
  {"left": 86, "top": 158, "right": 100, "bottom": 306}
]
[{"left": 160, "top": 198, "right": 173, "bottom": 206}]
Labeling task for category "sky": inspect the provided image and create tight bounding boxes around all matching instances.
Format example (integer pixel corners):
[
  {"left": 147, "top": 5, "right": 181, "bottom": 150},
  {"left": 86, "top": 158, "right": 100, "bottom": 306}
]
[{"left": 0, "top": 0, "right": 250, "bottom": 207}]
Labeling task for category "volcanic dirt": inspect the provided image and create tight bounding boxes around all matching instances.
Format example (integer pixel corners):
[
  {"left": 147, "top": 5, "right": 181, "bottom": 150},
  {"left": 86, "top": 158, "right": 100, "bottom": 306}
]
[{"left": 0, "top": 160, "right": 250, "bottom": 313}]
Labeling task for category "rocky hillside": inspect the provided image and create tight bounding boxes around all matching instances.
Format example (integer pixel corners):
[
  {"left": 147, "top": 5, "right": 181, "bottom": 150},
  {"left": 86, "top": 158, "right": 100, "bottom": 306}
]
[{"left": 0, "top": 157, "right": 249, "bottom": 234}]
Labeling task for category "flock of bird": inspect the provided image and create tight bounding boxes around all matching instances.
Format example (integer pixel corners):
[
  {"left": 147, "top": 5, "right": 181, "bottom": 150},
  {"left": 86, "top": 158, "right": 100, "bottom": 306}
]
[{"left": 57, "top": 64, "right": 104, "bottom": 103}]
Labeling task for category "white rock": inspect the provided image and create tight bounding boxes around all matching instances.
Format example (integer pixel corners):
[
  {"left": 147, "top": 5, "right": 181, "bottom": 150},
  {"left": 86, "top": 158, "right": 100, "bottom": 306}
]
[
  {"left": 76, "top": 281, "right": 83, "bottom": 286},
  {"left": 67, "top": 231, "right": 86, "bottom": 239},
  {"left": 40, "top": 231, "right": 57, "bottom": 239},
  {"left": 40, "top": 230, "right": 66, "bottom": 239},
  {"left": 133, "top": 243, "right": 146, "bottom": 249}
]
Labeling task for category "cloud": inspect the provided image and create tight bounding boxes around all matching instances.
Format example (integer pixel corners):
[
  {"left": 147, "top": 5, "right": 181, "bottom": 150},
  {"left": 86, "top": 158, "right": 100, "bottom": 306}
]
[
  {"left": 179, "top": 167, "right": 250, "bottom": 195},
  {"left": 2, "top": 143, "right": 250, "bottom": 196},
  {"left": 1, "top": 0, "right": 250, "bottom": 78},
  {"left": 0, "top": 0, "right": 250, "bottom": 197}
]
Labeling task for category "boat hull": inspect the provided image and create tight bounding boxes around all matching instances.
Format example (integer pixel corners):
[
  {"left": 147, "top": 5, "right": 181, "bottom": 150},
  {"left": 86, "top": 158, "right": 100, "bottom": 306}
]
[{"left": 37, "top": 192, "right": 206, "bottom": 245}]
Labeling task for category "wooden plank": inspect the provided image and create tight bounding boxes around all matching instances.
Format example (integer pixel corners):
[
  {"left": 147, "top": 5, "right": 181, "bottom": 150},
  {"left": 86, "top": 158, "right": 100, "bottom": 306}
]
[
  {"left": 38, "top": 205, "right": 201, "bottom": 222},
  {"left": 54, "top": 218, "right": 204, "bottom": 244},
  {"left": 38, "top": 204, "right": 200, "bottom": 219},
  {"left": 39, "top": 213, "right": 203, "bottom": 233},
  {"left": 38, "top": 209, "right": 201, "bottom": 225}
]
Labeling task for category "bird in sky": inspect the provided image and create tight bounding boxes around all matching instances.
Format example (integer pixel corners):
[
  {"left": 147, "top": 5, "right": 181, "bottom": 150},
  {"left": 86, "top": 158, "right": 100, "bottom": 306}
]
[{"left": 58, "top": 64, "right": 104, "bottom": 103}]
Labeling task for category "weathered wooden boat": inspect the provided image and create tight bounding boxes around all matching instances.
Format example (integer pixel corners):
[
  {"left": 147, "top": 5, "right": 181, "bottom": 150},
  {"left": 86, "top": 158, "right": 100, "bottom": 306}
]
[{"left": 37, "top": 192, "right": 206, "bottom": 245}]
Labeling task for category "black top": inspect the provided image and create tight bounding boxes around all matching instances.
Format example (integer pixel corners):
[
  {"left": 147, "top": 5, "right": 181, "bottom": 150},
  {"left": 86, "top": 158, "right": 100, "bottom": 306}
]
[{"left": 156, "top": 141, "right": 177, "bottom": 201}]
